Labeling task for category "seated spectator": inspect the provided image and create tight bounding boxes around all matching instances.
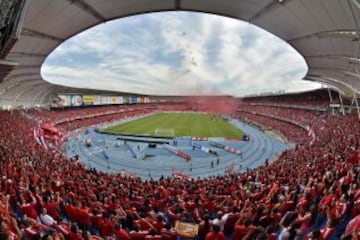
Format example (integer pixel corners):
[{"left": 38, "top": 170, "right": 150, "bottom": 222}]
[{"left": 39, "top": 207, "right": 57, "bottom": 228}]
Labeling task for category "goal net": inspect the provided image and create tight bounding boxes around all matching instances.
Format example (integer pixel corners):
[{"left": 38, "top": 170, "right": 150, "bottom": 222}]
[{"left": 154, "top": 128, "right": 175, "bottom": 137}]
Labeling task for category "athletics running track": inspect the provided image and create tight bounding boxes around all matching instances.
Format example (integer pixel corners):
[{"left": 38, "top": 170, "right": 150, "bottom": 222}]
[{"left": 64, "top": 119, "right": 290, "bottom": 180}]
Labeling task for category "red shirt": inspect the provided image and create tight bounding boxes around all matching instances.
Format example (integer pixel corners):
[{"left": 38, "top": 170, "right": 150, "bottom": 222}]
[
  {"left": 205, "top": 231, "right": 226, "bottom": 240},
  {"left": 75, "top": 208, "right": 91, "bottom": 226},
  {"left": 19, "top": 203, "right": 38, "bottom": 220},
  {"left": 224, "top": 213, "right": 239, "bottom": 232},
  {"left": 68, "top": 232, "right": 83, "bottom": 240},
  {"left": 64, "top": 205, "right": 76, "bottom": 222},
  {"left": 232, "top": 225, "right": 247, "bottom": 240},
  {"left": 114, "top": 228, "right": 131, "bottom": 240},
  {"left": 232, "top": 224, "right": 254, "bottom": 240},
  {"left": 134, "top": 219, "right": 152, "bottom": 231},
  {"left": 99, "top": 219, "right": 114, "bottom": 237},
  {"left": 44, "top": 202, "right": 59, "bottom": 219},
  {"left": 153, "top": 221, "right": 165, "bottom": 234}
]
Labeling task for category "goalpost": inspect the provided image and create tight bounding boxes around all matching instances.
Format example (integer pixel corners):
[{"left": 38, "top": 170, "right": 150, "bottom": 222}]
[{"left": 154, "top": 128, "right": 175, "bottom": 137}]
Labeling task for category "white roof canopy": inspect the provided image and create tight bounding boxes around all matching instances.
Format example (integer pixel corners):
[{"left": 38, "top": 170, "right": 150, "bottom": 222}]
[{"left": 0, "top": 0, "right": 360, "bottom": 106}]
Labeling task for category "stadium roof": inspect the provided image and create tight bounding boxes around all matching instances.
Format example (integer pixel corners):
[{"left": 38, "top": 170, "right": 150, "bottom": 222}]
[{"left": 0, "top": 0, "right": 359, "bottom": 107}]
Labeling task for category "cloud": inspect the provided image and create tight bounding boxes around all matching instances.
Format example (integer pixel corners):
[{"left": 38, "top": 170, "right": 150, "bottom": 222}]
[{"left": 41, "top": 11, "right": 321, "bottom": 96}]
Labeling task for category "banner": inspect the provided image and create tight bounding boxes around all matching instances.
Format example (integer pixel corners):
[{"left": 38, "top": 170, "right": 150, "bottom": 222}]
[
  {"left": 111, "top": 96, "right": 123, "bottom": 104},
  {"left": 191, "top": 142, "right": 210, "bottom": 153},
  {"left": 175, "top": 221, "right": 198, "bottom": 238},
  {"left": 71, "top": 95, "right": 83, "bottom": 106},
  {"left": 100, "top": 96, "right": 111, "bottom": 105},
  {"left": 123, "top": 97, "right": 129, "bottom": 104},
  {"left": 93, "top": 95, "right": 102, "bottom": 105},
  {"left": 57, "top": 95, "right": 71, "bottom": 107},
  {"left": 209, "top": 141, "right": 225, "bottom": 149},
  {"left": 165, "top": 144, "right": 191, "bottom": 161},
  {"left": 209, "top": 142, "right": 241, "bottom": 155},
  {"left": 128, "top": 96, "right": 137, "bottom": 104},
  {"left": 82, "top": 95, "right": 95, "bottom": 105},
  {"left": 56, "top": 94, "right": 150, "bottom": 107}
]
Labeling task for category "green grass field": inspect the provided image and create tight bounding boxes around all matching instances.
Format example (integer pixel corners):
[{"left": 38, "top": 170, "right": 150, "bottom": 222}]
[{"left": 102, "top": 113, "right": 243, "bottom": 138}]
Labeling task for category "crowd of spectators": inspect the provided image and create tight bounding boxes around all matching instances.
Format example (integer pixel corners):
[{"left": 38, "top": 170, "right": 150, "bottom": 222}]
[
  {"left": 0, "top": 100, "right": 359, "bottom": 240},
  {"left": 241, "top": 89, "right": 340, "bottom": 111},
  {"left": 236, "top": 111, "right": 309, "bottom": 145}
]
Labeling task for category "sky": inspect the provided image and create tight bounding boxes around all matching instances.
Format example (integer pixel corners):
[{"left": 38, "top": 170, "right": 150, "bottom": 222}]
[{"left": 41, "top": 11, "right": 321, "bottom": 97}]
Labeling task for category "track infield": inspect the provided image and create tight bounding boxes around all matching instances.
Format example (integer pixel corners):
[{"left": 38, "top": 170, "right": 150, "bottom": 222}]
[{"left": 102, "top": 113, "right": 244, "bottom": 138}]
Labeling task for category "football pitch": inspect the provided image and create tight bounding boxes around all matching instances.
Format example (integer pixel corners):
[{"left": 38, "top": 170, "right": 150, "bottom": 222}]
[{"left": 102, "top": 113, "right": 244, "bottom": 138}]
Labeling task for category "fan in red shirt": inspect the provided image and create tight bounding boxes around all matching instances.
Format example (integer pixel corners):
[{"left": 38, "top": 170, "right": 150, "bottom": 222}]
[
  {"left": 17, "top": 192, "right": 38, "bottom": 220},
  {"left": 43, "top": 194, "right": 61, "bottom": 220},
  {"left": 98, "top": 213, "right": 115, "bottom": 237},
  {"left": 113, "top": 223, "right": 130, "bottom": 240},
  {"left": 71, "top": 201, "right": 91, "bottom": 229},
  {"left": 134, "top": 213, "right": 154, "bottom": 231},
  {"left": 205, "top": 225, "right": 225, "bottom": 240},
  {"left": 152, "top": 215, "right": 166, "bottom": 234},
  {"left": 232, "top": 218, "right": 253, "bottom": 240}
]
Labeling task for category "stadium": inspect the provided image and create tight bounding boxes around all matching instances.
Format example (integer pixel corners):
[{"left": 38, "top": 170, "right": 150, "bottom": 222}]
[{"left": 0, "top": 1, "right": 359, "bottom": 240}]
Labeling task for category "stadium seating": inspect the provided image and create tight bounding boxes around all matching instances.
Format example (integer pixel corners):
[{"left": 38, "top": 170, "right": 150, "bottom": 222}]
[{"left": 0, "top": 100, "right": 359, "bottom": 240}]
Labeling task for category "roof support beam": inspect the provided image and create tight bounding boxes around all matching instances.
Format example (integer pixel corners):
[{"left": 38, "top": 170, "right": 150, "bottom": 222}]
[
  {"left": 310, "top": 67, "right": 347, "bottom": 73},
  {"left": 305, "top": 55, "right": 360, "bottom": 64},
  {"left": 8, "top": 52, "right": 47, "bottom": 58},
  {"left": 22, "top": 28, "right": 64, "bottom": 42},
  {"left": 288, "top": 29, "right": 360, "bottom": 43},
  {"left": 14, "top": 65, "right": 41, "bottom": 69},
  {"left": 306, "top": 74, "right": 355, "bottom": 95},
  {"left": 306, "top": 76, "right": 345, "bottom": 95},
  {"left": 248, "top": 1, "right": 277, "bottom": 23},
  {"left": 249, "top": 0, "right": 294, "bottom": 23},
  {"left": 32, "top": 85, "right": 51, "bottom": 104},
  {"left": 13, "top": 81, "right": 46, "bottom": 105},
  {"left": 66, "top": 0, "right": 106, "bottom": 22},
  {"left": 4, "top": 73, "right": 40, "bottom": 81},
  {"left": 304, "top": 54, "right": 338, "bottom": 59},
  {"left": 40, "top": 88, "right": 57, "bottom": 105},
  {"left": 2, "top": 77, "right": 41, "bottom": 90},
  {"left": 288, "top": 32, "right": 318, "bottom": 43},
  {"left": 348, "top": 0, "right": 360, "bottom": 31}
]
